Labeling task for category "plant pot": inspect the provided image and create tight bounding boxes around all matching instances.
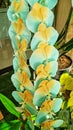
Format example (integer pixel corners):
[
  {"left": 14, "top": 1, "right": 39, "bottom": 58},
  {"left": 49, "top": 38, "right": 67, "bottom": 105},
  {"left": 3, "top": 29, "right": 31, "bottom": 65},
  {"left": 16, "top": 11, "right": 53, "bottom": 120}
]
[{"left": 56, "top": 55, "right": 72, "bottom": 79}]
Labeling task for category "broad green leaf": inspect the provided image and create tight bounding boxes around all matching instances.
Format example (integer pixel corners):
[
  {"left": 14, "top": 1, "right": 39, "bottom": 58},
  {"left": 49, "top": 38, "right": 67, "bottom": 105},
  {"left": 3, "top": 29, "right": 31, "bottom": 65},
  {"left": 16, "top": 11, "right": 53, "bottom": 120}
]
[
  {"left": 0, "top": 93, "right": 20, "bottom": 118},
  {"left": 0, "top": 120, "right": 10, "bottom": 130},
  {"left": 58, "top": 38, "right": 73, "bottom": 56},
  {"left": 0, "top": 120, "right": 22, "bottom": 130},
  {"left": 58, "top": 38, "right": 73, "bottom": 50}
]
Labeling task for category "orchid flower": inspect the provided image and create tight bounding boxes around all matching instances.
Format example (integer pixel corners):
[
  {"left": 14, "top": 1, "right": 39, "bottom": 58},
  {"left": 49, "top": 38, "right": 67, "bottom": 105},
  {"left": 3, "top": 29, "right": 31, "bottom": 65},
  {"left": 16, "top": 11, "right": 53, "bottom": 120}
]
[{"left": 26, "top": 3, "right": 54, "bottom": 33}]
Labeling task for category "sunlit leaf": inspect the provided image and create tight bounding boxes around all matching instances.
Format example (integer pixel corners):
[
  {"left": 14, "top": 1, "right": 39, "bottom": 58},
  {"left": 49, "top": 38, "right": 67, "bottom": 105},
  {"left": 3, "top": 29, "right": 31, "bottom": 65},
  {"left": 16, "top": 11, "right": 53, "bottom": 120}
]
[
  {"left": 0, "top": 120, "right": 22, "bottom": 130},
  {"left": 0, "top": 93, "right": 20, "bottom": 118}
]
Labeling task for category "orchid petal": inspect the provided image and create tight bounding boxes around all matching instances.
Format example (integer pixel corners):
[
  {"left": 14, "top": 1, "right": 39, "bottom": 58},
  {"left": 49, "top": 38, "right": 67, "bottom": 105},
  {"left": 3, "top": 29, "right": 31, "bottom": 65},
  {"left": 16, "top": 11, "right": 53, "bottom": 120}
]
[
  {"left": 26, "top": 3, "right": 54, "bottom": 33},
  {"left": 18, "top": 90, "right": 33, "bottom": 104},
  {"left": 12, "top": 91, "right": 23, "bottom": 103},
  {"left": 11, "top": 71, "right": 34, "bottom": 93},
  {"left": 33, "top": 79, "right": 60, "bottom": 106},
  {"left": 35, "top": 111, "right": 52, "bottom": 124},
  {"left": 26, "top": 0, "right": 58, "bottom": 9},
  {"left": 39, "top": 0, "right": 58, "bottom": 9},
  {"left": 40, "top": 98, "right": 62, "bottom": 113},
  {"left": 36, "top": 61, "right": 58, "bottom": 78},
  {"left": 30, "top": 42, "right": 59, "bottom": 70},
  {"left": 52, "top": 120, "right": 63, "bottom": 128},
  {"left": 26, "top": 0, "right": 39, "bottom": 6},
  {"left": 41, "top": 119, "right": 63, "bottom": 129},
  {"left": 7, "top": 0, "right": 29, "bottom": 22},
  {"left": 31, "top": 23, "right": 58, "bottom": 50},
  {"left": 11, "top": 74, "right": 21, "bottom": 91},
  {"left": 9, "top": 20, "right": 31, "bottom": 44},
  {"left": 52, "top": 98, "right": 62, "bottom": 113},
  {"left": 13, "top": 56, "right": 31, "bottom": 78}
]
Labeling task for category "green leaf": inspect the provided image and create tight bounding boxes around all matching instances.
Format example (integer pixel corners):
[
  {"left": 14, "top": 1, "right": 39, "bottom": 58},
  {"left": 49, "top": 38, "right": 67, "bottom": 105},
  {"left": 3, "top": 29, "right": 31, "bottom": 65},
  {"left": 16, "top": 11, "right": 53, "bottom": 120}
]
[
  {"left": 0, "top": 93, "right": 20, "bottom": 118},
  {"left": 0, "top": 120, "right": 10, "bottom": 130},
  {"left": 0, "top": 120, "right": 22, "bottom": 130},
  {"left": 58, "top": 38, "right": 73, "bottom": 55},
  {"left": 59, "top": 38, "right": 73, "bottom": 50},
  {"left": 25, "top": 122, "right": 31, "bottom": 130}
]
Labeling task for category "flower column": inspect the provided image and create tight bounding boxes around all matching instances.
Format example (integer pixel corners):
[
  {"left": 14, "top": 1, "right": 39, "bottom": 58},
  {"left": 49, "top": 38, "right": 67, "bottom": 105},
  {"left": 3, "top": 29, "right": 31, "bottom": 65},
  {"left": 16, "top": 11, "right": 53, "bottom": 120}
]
[
  {"left": 26, "top": 1, "right": 63, "bottom": 129},
  {"left": 7, "top": 0, "right": 34, "bottom": 116},
  {"left": 7, "top": 0, "right": 63, "bottom": 130}
]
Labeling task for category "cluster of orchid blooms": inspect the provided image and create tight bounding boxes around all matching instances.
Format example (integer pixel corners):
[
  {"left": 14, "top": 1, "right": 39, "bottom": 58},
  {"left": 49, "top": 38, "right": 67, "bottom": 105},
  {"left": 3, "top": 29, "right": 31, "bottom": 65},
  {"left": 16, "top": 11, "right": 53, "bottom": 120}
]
[{"left": 7, "top": 0, "right": 63, "bottom": 129}]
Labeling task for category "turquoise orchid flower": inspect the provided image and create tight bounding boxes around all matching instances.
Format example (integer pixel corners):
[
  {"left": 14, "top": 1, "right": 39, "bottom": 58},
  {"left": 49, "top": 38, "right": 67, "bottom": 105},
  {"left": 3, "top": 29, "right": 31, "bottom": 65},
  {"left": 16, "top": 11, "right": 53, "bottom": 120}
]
[
  {"left": 26, "top": 3, "right": 54, "bottom": 33},
  {"left": 36, "top": 61, "right": 58, "bottom": 78},
  {"left": 8, "top": 20, "right": 31, "bottom": 52},
  {"left": 7, "top": 0, "right": 29, "bottom": 22},
  {"left": 31, "top": 23, "right": 59, "bottom": 50},
  {"left": 35, "top": 98, "right": 62, "bottom": 125},
  {"left": 33, "top": 79, "right": 60, "bottom": 106},
  {"left": 13, "top": 55, "right": 31, "bottom": 78},
  {"left": 11, "top": 71, "right": 34, "bottom": 93},
  {"left": 41, "top": 119, "right": 63, "bottom": 130},
  {"left": 30, "top": 42, "right": 59, "bottom": 70}
]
